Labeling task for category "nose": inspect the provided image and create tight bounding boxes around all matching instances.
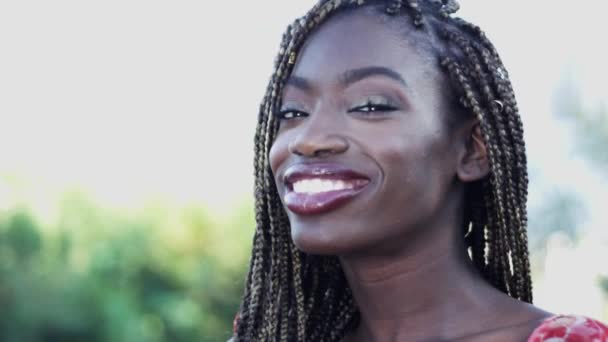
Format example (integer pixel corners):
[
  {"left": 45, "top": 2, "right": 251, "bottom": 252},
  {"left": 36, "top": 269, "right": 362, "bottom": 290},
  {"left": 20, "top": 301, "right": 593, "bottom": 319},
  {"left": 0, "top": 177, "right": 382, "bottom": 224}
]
[{"left": 287, "top": 114, "right": 349, "bottom": 158}]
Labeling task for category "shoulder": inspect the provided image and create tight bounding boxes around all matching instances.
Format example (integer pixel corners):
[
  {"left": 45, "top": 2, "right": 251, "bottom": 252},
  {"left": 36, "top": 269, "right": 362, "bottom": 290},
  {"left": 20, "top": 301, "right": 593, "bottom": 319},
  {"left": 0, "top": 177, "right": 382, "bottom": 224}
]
[{"left": 527, "top": 314, "right": 608, "bottom": 342}]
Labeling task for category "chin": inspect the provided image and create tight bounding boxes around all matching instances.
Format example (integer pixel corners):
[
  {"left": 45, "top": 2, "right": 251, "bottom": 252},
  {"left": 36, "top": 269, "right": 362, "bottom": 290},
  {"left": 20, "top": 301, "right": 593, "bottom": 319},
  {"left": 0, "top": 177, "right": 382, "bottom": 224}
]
[{"left": 290, "top": 225, "right": 355, "bottom": 256}]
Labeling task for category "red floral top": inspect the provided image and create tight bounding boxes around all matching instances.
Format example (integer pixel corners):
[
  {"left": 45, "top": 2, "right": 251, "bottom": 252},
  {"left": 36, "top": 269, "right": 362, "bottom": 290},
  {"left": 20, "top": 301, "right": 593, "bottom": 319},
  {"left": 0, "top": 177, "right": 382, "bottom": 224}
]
[{"left": 528, "top": 315, "right": 608, "bottom": 342}]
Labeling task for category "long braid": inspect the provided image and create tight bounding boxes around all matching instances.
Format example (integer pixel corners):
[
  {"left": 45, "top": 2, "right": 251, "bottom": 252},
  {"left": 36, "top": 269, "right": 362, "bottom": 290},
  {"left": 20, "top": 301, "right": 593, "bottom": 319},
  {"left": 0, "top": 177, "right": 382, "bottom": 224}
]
[
  {"left": 442, "top": 56, "right": 511, "bottom": 293},
  {"left": 445, "top": 30, "right": 526, "bottom": 298},
  {"left": 450, "top": 17, "right": 532, "bottom": 301},
  {"left": 235, "top": 0, "right": 533, "bottom": 340}
]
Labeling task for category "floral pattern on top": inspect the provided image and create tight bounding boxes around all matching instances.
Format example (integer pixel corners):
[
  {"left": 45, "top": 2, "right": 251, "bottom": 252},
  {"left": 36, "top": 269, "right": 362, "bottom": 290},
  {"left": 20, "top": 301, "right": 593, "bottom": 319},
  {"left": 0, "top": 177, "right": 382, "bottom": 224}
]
[{"left": 528, "top": 315, "right": 608, "bottom": 342}]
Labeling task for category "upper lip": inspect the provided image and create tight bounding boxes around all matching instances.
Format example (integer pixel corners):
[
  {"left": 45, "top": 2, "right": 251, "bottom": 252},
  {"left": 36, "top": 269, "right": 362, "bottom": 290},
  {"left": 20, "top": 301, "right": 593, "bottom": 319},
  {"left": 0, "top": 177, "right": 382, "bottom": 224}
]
[{"left": 283, "top": 163, "right": 371, "bottom": 187}]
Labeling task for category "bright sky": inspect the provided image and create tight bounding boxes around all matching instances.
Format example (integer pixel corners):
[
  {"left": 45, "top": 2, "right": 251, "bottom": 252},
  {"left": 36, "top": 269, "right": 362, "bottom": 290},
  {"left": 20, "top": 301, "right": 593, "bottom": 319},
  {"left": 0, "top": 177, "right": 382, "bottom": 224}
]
[
  {"left": 0, "top": 0, "right": 606, "bottom": 209},
  {"left": 1, "top": 0, "right": 607, "bottom": 318}
]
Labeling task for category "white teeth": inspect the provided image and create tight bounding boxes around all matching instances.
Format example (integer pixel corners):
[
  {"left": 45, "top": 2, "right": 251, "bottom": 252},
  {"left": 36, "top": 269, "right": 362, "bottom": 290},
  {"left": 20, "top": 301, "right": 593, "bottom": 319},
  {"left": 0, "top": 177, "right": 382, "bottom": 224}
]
[{"left": 292, "top": 179, "right": 356, "bottom": 194}]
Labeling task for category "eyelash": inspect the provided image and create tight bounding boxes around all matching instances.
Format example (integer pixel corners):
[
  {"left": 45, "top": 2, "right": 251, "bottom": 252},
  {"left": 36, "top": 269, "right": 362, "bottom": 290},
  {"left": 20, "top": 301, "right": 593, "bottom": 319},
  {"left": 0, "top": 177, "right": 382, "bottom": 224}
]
[
  {"left": 349, "top": 102, "right": 397, "bottom": 115},
  {"left": 277, "top": 109, "right": 308, "bottom": 121},
  {"left": 277, "top": 102, "right": 397, "bottom": 121}
]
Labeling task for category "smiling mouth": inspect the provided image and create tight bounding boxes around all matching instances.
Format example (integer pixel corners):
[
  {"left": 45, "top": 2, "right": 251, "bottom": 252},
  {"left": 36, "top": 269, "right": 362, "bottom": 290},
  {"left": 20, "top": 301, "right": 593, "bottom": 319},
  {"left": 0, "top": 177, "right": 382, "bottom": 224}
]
[
  {"left": 283, "top": 164, "right": 371, "bottom": 215},
  {"left": 291, "top": 178, "right": 369, "bottom": 193}
]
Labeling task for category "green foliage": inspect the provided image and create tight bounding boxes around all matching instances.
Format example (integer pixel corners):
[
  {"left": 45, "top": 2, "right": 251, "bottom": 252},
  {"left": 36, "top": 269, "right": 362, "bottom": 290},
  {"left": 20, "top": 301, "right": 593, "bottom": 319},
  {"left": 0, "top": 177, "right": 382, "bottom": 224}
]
[
  {"left": 600, "top": 276, "right": 608, "bottom": 294},
  {"left": 0, "top": 193, "right": 253, "bottom": 342},
  {"left": 4, "top": 213, "right": 42, "bottom": 262},
  {"left": 551, "top": 75, "right": 608, "bottom": 304},
  {"left": 554, "top": 78, "right": 608, "bottom": 169},
  {"left": 528, "top": 191, "right": 585, "bottom": 252}
]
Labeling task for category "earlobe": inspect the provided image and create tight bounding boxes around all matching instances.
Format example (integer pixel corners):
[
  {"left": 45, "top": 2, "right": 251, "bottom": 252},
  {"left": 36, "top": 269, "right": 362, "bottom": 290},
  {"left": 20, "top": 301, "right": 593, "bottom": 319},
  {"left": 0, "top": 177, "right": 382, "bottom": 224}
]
[{"left": 457, "top": 122, "right": 491, "bottom": 183}]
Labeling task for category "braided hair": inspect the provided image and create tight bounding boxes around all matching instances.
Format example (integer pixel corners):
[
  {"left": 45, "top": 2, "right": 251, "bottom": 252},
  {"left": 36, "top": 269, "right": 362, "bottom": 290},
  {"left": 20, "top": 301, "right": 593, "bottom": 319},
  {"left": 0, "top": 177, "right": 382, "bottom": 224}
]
[{"left": 235, "top": 1, "right": 531, "bottom": 340}]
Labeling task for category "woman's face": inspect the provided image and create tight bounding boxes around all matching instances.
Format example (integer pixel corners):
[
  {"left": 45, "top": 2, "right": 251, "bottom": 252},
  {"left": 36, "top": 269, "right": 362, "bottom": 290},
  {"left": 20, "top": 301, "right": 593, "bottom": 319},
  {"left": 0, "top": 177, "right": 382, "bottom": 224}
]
[{"left": 269, "top": 11, "right": 464, "bottom": 256}]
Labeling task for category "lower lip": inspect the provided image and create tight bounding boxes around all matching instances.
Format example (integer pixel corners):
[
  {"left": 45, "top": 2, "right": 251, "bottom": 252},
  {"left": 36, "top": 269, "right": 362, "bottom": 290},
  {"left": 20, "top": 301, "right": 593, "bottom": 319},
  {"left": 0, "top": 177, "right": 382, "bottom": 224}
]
[{"left": 284, "top": 184, "right": 368, "bottom": 216}]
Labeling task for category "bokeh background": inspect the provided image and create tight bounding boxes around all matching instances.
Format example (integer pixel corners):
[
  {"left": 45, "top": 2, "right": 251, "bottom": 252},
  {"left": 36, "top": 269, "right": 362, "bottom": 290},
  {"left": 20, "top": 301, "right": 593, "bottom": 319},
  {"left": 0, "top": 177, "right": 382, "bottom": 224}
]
[{"left": 0, "top": 0, "right": 606, "bottom": 341}]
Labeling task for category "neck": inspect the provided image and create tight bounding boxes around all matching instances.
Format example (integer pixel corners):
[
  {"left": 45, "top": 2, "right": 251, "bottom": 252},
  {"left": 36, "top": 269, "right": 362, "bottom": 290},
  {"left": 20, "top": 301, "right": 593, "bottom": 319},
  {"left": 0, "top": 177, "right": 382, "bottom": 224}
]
[{"left": 339, "top": 211, "right": 501, "bottom": 341}]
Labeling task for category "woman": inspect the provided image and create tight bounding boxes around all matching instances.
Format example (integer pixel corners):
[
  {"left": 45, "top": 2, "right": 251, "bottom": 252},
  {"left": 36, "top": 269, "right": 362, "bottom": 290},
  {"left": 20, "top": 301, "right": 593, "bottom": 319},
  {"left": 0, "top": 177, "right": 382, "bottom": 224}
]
[{"left": 232, "top": 0, "right": 608, "bottom": 341}]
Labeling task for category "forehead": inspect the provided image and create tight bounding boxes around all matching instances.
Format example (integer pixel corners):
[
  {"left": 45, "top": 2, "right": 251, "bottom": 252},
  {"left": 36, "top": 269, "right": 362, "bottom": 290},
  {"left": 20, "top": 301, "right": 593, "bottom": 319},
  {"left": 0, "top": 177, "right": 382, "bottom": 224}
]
[{"left": 290, "top": 10, "right": 440, "bottom": 87}]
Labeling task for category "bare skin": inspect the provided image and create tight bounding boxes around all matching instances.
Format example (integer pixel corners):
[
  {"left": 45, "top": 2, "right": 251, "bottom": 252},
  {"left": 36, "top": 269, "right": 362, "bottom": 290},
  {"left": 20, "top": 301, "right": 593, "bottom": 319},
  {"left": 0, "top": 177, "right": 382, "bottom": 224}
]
[
  {"left": 265, "top": 9, "right": 551, "bottom": 342},
  {"left": 340, "top": 215, "right": 548, "bottom": 341}
]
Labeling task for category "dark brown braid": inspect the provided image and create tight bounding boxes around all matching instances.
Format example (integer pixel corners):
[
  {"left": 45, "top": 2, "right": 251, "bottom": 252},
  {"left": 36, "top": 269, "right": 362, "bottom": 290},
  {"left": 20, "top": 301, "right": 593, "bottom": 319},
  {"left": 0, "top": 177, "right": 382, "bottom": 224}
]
[{"left": 235, "top": 0, "right": 532, "bottom": 340}]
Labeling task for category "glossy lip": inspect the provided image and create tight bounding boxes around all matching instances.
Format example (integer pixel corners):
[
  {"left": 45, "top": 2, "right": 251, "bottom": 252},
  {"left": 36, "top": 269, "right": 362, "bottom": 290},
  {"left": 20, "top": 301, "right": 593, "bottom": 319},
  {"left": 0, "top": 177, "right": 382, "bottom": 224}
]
[{"left": 282, "top": 163, "right": 371, "bottom": 215}]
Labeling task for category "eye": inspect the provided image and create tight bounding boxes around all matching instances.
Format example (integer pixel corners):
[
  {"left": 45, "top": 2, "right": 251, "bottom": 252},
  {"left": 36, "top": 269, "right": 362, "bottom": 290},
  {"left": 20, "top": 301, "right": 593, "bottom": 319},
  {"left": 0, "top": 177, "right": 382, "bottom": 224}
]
[
  {"left": 277, "top": 109, "right": 308, "bottom": 121},
  {"left": 349, "top": 101, "right": 398, "bottom": 115}
]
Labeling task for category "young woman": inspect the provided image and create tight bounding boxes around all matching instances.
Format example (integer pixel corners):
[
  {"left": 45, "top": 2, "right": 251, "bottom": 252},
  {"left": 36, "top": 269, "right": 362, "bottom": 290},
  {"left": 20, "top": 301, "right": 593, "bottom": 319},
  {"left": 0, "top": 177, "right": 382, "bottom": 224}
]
[{"left": 231, "top": 0, "right": 608, "bottom": 341}]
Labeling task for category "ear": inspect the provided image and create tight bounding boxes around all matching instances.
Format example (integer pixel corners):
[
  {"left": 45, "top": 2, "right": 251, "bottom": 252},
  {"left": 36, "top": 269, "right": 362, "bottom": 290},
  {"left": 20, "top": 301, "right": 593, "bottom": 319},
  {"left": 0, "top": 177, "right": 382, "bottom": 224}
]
[{"left": 456, "top": 121, "right": 490, "bottom": 183}]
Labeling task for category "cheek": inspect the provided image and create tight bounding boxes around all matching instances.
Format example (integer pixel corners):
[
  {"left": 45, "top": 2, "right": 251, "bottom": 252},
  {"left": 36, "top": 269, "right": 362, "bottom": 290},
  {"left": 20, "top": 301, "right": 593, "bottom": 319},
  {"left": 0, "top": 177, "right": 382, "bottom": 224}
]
[
  {"left": 375, "top": 129, "right": 451, "bottom": 197},
  {"left": 268, "top": 134, "right": 289, "bottom": 175},
  {"left": 375, "top": 131, "right": 430, "bottom": 173}
]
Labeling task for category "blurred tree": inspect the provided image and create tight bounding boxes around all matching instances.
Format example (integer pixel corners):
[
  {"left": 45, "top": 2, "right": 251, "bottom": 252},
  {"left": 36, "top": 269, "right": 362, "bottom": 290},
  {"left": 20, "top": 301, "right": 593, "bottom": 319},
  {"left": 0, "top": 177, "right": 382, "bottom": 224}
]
[
  {"left": 0, "top": 194, "right": 253, "bottom": 342},
  {"left": 528, "top": 190, "right": 585, "bottom": 253},
  {"left": 551, "top": 75, "right": 608, "bottom": 300},
  {"left": 554, "top": 76, "right": 608, "bottom": 169},
  {"left": 4, "top": 212, "right": 42, "bottom": 263}
]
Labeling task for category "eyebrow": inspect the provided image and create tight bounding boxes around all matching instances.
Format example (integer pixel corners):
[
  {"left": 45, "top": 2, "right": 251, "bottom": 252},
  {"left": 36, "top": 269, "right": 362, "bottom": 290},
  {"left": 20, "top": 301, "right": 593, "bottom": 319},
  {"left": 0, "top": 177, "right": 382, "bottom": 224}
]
[
  {"left": 284, "top": 75, "right": 312, "bottom": 91},
  {"left": 284, "top": 66, "right": 407, "bottom": 92},
  {"left": 340, "top": 66, "right": 407, "bottom": 87}
]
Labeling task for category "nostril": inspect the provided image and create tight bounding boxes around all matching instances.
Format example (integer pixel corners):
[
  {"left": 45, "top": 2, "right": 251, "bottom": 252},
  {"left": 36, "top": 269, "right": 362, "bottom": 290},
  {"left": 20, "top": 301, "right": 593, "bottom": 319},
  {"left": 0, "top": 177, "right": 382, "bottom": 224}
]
[
  {"left": 312, "top": 148, "right": 338, "bottom": 158},
  {"left": 288, "top": 135, "right": 349, "bottom": 158}
]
